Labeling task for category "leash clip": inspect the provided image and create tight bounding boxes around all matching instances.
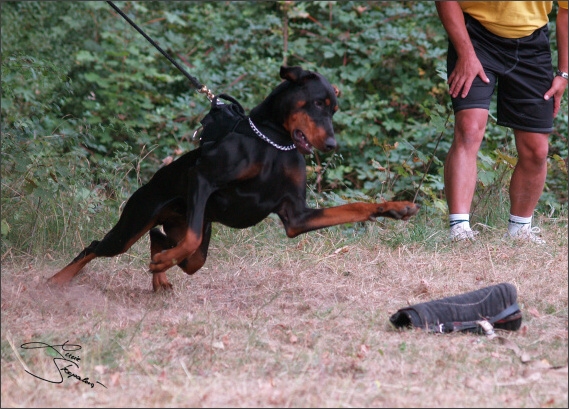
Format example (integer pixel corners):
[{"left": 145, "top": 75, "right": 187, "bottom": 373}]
[{"left": 198, "top": 85, "right": 215, "bottom": 102}]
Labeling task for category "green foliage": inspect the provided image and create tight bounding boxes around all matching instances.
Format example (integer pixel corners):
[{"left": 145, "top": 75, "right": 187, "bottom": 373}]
[
  {"left": 2, "top": 1, "right": 567, "bottom": 256},
  {"left": 1, "top": 117, "right": 139, "bottom": 256}
]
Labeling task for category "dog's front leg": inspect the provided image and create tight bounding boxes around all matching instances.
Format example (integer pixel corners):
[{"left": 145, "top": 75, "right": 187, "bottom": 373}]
[
  {"left": 149, "top": 174, "right": 215, "bottom": 274},
  {"left": 278, "top": 201, "right": 420, "bottom": 238},
  {"left": 149, "top": 228, "right": 202, "bottom": 273}
]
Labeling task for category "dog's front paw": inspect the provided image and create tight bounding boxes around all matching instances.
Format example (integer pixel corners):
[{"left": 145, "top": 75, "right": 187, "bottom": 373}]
[
  {"left": 150, "top": 249, "right": 181, "bottom": 273},
  {"left": 150, "top": 244, "right": 195, "bottom": 272},
  {"left": 374, "top": 201, "right": 420, "bottom": 220}
]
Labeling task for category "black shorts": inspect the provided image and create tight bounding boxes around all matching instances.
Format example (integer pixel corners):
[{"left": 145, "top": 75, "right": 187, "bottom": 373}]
[{"left": 447, "top": 13, "right": 554, "bottom": 133}]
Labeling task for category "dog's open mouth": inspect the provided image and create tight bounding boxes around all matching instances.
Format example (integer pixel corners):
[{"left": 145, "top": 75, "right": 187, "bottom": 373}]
[{"left": 292, "top": 129, "right": 313, "bottom": 155}]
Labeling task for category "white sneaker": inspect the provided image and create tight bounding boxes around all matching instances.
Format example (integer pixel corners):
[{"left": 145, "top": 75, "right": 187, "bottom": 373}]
[
  {"left": 449, "top": 224, "right": 479, "bottom": 241},
  {"left": 503, "top": 226, "right": 546, "bottom": 245}
]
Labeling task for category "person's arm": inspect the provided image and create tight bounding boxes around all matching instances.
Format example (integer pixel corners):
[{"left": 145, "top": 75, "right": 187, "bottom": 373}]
[
  {"left": 435, "top": 1, "right": 490, "bottom": 98},
  {"left": 545, "top": 6, "right": 568, "bottom": 117}
]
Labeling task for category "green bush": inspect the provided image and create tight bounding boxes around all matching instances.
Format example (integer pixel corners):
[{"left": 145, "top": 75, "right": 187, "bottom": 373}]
[{"left": 2, "top": 1, "right": 567, "bottom": 256}]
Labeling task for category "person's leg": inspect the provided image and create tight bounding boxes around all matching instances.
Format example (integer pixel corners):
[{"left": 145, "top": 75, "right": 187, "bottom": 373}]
[
  {"left": 494, "top": 24, "right": 553, "bottom": 244},
  {"left": 445, "top": 108, "right": 488, "bottom": 240},
  {"left": 504, "top": 130, "right": 549, "bottom": 244},
  {"left": 443, "top": 15, "right": 497, "bottom": 241},
  {"left": 510, "top": 130, "right": 549, "bottom": 216},
  {"left": 445, "top": 109, "right": 489, "bottom": 214}
]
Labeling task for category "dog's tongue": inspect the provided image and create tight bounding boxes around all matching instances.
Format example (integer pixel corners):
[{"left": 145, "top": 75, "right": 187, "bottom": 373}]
[{"left": 292, "top": 130, "right": 313, "bottom": 155}]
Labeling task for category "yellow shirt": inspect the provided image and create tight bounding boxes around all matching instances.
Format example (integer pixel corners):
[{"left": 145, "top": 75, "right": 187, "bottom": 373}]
[{"left": 459, "top": 1, "right": 568, "bottom": 38}]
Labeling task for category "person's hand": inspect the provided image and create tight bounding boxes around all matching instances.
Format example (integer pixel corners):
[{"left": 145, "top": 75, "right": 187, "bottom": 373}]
[
  {"left": 544, "top": 76, "right": 568, "bottom": 118},
  {"left": 448, "top": 52, "right": 490, "bottom": 98}
]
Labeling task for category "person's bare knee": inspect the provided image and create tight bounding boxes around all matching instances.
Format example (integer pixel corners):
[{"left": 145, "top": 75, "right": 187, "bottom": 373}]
[{"left": 454, "top": 109, "right": 487, "bottom": 150}]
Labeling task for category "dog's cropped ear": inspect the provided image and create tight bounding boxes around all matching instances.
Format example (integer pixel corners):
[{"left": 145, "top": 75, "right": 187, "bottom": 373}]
[
  {"left": 332, "top": 85, "right": 341, "bottom": 97},
  {"left": 280, "top": 66, "right": 316, "bottom": 84},
  {"left": 280, "top": 66, "right": 303, "bottom": 82}
]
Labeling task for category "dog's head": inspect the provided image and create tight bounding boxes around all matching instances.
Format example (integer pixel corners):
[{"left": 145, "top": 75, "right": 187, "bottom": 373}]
[
  {"left": 250, "top": 66, "right": 339, "bottom": 155},
  {"left": 278, "top": 66, "right": 339, "bottom": 155}
]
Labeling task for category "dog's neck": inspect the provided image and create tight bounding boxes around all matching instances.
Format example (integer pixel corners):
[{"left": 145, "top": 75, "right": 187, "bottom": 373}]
[
  {"left": 247, "top": 116, "right": 295, "bottom": 150},
  {"left": 247, "top": 118, "right": 296, "bottom": 151},
  {"left": 249, "top": 111, "right": 292, "bottom": 145},
  {"left": 248, "top": 80, "right": 303, "bottom": 148},
  {"left": 248, "top": 116, "right": 288, "bottom": 137}
]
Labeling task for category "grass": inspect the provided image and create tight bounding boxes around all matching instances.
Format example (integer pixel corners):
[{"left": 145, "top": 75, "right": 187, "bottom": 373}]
[{"left": 1, "top": 213, "right": 567, "bottom": 407}]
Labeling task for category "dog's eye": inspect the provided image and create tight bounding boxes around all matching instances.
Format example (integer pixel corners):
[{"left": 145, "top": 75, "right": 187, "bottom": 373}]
[{"left": 314, "top": 100, "right": 325, "bottom": 109}]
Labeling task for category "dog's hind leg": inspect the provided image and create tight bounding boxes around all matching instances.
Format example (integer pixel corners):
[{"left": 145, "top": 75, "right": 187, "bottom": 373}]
[
  {"left": 47, "top": 241, "right": 100, "bottom": 286},
  {"left": 47, "top": 186, "right": 167, "bottom": 287},
  {"left": 47, "top": 218, "right": 155, "bottom": 287}
]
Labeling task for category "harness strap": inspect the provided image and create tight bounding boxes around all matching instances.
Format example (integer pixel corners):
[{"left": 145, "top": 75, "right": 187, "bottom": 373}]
[{"left": 432, "top": 302, "right": 521, "bottom": 333}]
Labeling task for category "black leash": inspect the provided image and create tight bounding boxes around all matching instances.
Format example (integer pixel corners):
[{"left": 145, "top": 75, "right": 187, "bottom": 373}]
[{"left": 106, "top": 1, "right": 215, "bottom": 101}]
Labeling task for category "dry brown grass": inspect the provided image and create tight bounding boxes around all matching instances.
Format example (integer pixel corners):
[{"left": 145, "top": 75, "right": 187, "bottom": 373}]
[{"left": 1, "top": 218, "right": 567, "bottom": 407}]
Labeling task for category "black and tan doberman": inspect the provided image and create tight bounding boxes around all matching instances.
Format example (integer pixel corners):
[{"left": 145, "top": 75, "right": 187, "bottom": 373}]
[{"left": 48, "top": 66, "right": 419, "bottom": 291}]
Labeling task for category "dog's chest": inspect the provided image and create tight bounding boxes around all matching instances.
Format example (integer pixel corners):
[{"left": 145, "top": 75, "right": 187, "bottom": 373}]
[{"left": 206, "top": 163, "right": 303, "bottom": 228}]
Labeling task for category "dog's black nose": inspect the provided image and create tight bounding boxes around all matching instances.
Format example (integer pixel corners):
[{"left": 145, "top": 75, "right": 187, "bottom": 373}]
[{"left": 325, "top": 137, "right": 337, "bottom": 151}]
